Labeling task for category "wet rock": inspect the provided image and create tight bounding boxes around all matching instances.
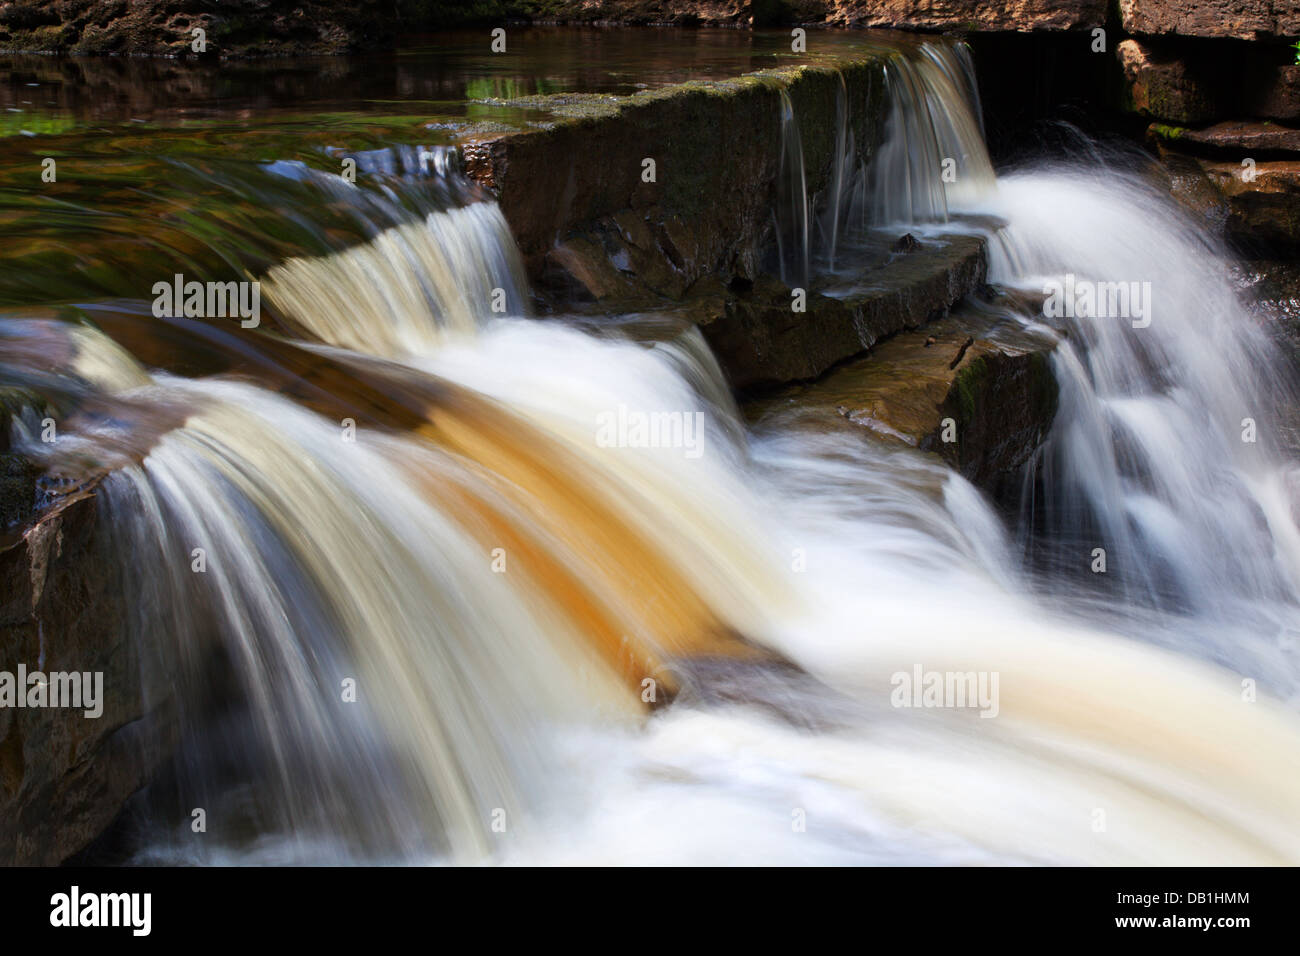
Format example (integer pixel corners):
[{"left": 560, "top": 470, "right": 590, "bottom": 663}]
[
  {"left": 1119, "top": 0, "right": 1300, "bottom": 41},
  {"left": 749, "top": 305, "right": 1060, "bottom": 488},
  {"left": 1194, "top": 156, "right": 1300, "bottom": 245},
  {"left": 1150, "top": 121, "right": 1300, "bottom": 250},
  {"left": 463, "top": 58, "right": 884, "bottom": 287},
  {"left": 1158, "top": 147, "right": 1232, "bottom": 237},
  {"left": 892, "top": 233, "right": 920, "bottom": 253},
  {"left": 1157, "top": 138, "right": 1300, "bottom": 247},
  {"left": 0, "top": 489, "right": 177, "bottom": 865},
  {"left": 692, "top": 231, "right": 988, "bottom": 391},
  {"left": 1117, "top": 38, "right": 1221, "bottom": 125}
]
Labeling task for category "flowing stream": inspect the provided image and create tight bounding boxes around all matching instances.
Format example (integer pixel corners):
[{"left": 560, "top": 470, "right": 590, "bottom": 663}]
[{"left": 3, "top": 36, "right": 1299, "bottom": 865}]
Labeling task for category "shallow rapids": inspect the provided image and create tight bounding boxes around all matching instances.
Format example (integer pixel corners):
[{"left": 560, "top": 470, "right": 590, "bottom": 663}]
[{"left": 3, "top": 38, "right": 1299, "bottom": 866}]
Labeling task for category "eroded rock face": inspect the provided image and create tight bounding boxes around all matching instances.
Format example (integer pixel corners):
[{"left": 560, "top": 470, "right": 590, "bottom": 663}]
[
  {"left": 514, "top": 0, "right": 751, "bottom": 24},
  {"left": 0, "top": 0, "right": 388, "bottom": 56},
  {"left": 1117, "top": 38, "right": 1221, "bottom": 125},
  {"left": 0, "top": 489, "right": 175, "bottom": 865},
  {"left": 749, "top": 305, "right": 1060, "bottom": 487},
  {"left": 783, "top": 0, "right": 1106, "bottom": 31},
  {"left": 519, "top": 0, "right": 1106, "bottom": 30},
  {"left": 1120, "top": 0, "right": 1300, "bottom": 41}
]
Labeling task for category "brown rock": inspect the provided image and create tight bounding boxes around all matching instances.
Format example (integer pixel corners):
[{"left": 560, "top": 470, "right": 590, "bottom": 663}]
[
  {"left": 0, "top": 489, "right": 177, "bottom": 865},
  {"left": 0, "top": 0, "right": 388, "bottom": 56},
  {"left": 1199, "top": 157, "right": 1300, "bottom": 245},
  {"left": 1117, "top": 38, "right": 1221, "bottom": 125},
  {"left": 1120, "top": 0, "right": 1300, "bottom": 40},
  {"left": 748, "top": 307, "right": 1060, "bottom": 487},
  {"left": 696, "top": 231, "right": 988, "bottom": 391},
  {"left": 783, "top": 0, "right": 1107, "bottom": 31},
  {"left": 1158, "top": 147, "right": 1232, "bottom": 236},
  {"left": 1164, "top": 120, "right": 1300, "bottom": 154}
]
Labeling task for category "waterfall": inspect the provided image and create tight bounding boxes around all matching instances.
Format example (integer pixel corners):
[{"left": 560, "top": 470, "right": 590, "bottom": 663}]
[
  {"left": 774, "top": 41, "right": 996, "bottom": 279},
  {"left": 5, "top": 39, "right": 1300, "bottom": 865},
  {"left": 773, "top": 89, "right": 811, "bottom": 289},
  {"left": 868, "top": 42, "right": 996, "bottom": 224},
  {"left": 969, "top": 162, "right": 1300, "bottom": 693}
]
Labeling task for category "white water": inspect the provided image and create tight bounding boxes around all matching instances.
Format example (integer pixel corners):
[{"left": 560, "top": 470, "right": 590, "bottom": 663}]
[{"left": 8, "top": 41, "right": 1300, "bottom": 866}]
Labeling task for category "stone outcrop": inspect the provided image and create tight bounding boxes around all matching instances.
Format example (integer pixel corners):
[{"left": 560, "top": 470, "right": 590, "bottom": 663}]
[
  {"left": 464, "top": 60, "right": 883, "bottom": 289},
  {"left": 1149, "top": 121, "right": 1300, "bottom": 246},
  {"left": 1196, "top": 158, "right": 1300, "bottom": 245},
  {"left": 1120, "top": 0, "right": 1300, "bottom": 41},
  {"left": 0, "top": 1, "right": 1122, "bottom": 56},
  {"left": 782, "top": 0, "right": 1106, "bottom": 31},
  {"left": 0, "top": 0, "right": 390, "bottom": 56},
  {"left": 1117, "top": 37, "right": 1222, "bottom": 125},
  {"left": 0, "top": 488, "right": 175, "bottom": 865},
  {"left": 693, "top": 231, "right": 989, "bottom": 390},
  {"left": 749, "top": 305, "right": 1060, "bottom": 486},
  {"left": 1168, "top": 120, "right": 1300, "bottom": 153},
  {"left": 1115, "top": 29, "right": 1300, "bottom": 249}
]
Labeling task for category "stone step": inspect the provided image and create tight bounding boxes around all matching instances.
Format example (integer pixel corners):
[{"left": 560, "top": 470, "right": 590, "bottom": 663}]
[
  {"left": 694, "top": 228, "right": 990, "bottom": 391},
  {"left": 1151, "top": 120, "right": 1300, "bottom": 155},
  {"left": 746, "top": 301, "right": 1061, "bottom": 489}
]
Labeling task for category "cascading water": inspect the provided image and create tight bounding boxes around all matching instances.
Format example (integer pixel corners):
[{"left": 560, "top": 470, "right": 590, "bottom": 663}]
[
  {"left": 773, "top": 89, "right": 812, "bottom": 288},
  {"left": 971, "top": 161, "right": 1300, "bottom": 697},
  {"left": 5, "top": 38, "right": 1300, "bottom": 865},
  {"left": 776, "top": 40, "right": 996, "bottom": 281}
]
